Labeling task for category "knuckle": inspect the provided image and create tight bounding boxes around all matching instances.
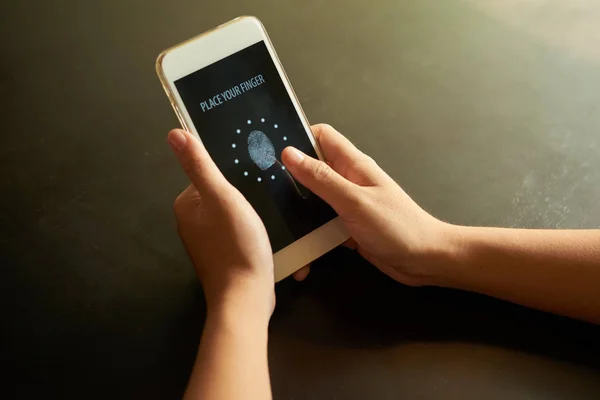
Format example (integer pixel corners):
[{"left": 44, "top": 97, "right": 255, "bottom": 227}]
[
  {"left": 182, "top": 156, "right": 203, "bottom": 179},
  {"left": 312, "top": 123, "right": 336, "bottom": 138},
  {"left": 173, "top": 186, "right": 201, "bottom": 218},
  {"left": 348, "top": 157, "right": 368, "bottom": 174},
  {"left": 354, "top": 154, "right": 377, "bottom": 169},
  {"left": 348, "top": 154, "right": 382, "bottom": 182},
  {"left": 314, "top": 123, "right": 334, "bottom": 132},
  {"left": 312, "top": 161, "right": 332, "bottom": 181},
  {"left": 362, "top": 154, "right": 378, "bottom": 167}
]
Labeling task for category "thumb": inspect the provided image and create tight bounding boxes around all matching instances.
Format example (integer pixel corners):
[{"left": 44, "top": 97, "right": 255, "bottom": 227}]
[
  {"left": 167, "top": 129, "right": 228, "bottom": 195},
  {"left": 282, "top": 146, "right": 359, "bottom": 211}
]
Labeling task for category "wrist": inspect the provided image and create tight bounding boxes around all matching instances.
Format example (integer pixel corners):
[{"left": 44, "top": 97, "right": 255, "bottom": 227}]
[
  {"left": 414, "top": 221, "right": 467, "bottom": 288},
  {"left": 206, "top": 301, "right": 271, "bottom": 337},
  {"left": 205, "top": 276, "right": 274, "bottom": 325}
]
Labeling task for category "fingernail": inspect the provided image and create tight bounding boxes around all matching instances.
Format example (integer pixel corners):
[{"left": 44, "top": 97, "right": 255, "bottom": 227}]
[
  {"left": 286, "top": 148, "right": 305, "bottom": 166},
  {"left": 168, "top": 130, "right": 188, "bottom": 152}
]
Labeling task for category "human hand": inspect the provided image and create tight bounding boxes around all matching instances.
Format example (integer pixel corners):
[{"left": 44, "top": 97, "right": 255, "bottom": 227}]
[
  {"left": 168, "top": 129, "right": 275, "bottom": 318},
  {"left": 282, "top": 124, "right": 454, "bottom": 286}
]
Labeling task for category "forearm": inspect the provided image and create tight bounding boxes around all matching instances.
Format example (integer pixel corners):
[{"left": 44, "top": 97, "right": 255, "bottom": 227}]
[
  {"left": 184, "top": 291, "right": 272, "bottom": 400},
  {"left": 436, "top": 226, "right": 600, "bottom": 324}
]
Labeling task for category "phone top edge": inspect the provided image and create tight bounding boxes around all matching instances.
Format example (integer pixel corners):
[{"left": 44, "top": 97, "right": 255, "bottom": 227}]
[
  {"left": 155, "top": 16, "right": 264, "bottom": 133},
  {"left": 155, "top": 15, "right": 321, "bottom": 161},
  {"left": 155, "top": 16, "right": 262, "bottom": 72}
]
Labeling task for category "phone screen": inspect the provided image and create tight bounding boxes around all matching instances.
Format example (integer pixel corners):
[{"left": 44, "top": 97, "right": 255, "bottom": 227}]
[{"left": 174, "top": 41, "right": 337, "bottom": 252}]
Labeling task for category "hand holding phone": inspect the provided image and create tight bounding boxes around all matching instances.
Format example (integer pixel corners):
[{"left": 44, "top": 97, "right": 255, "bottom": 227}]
[{"left": 168, "top": 128, "right": 275, "bottom": 315}]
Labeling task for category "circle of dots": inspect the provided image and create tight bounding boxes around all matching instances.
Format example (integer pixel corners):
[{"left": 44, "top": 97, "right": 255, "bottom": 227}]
[{"left": 235, "top": 120, "right": 285, "bottom": 181}]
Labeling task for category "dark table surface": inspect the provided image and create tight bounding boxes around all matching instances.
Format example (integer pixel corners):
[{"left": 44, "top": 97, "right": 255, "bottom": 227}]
[{"left": 3, "top": 0, "right": 600, "bottom": 398}]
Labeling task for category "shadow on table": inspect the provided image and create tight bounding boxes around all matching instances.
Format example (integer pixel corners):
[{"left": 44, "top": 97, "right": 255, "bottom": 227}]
[{"left": 272, "top": 246, "right": 600, "bottom": 369}]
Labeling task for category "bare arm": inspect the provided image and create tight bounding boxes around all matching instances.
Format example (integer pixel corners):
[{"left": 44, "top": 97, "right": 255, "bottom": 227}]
[
  {"left": 184, "top": 294, "right": 271, "bottom": 400},
  {"left": 283, "top": 124, "right": 600, "bottom": 324},
  {"left": 168, "top": 129, "right": 274, "bottom": 400},
  {"left": 440, "top": 227, "right": 600, "bottom": 324}
]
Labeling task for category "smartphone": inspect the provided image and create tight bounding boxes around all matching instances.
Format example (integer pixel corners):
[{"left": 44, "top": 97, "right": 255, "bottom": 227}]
[{"left": 156, "top": 16, "right": 349, "bottom": 281}]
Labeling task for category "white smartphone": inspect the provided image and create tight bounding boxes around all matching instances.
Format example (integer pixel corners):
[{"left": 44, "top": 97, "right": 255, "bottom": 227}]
[{"left": 156, "top": 16, "right": 349, "bottom": 281}]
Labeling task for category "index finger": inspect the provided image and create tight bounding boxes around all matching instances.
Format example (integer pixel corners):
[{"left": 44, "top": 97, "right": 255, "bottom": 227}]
[
  {"left": 311, "top": 124, "right": 365, "bottom": 171},
  {"left": 167, "top": 129, "right": 228, "bottom": 195}
]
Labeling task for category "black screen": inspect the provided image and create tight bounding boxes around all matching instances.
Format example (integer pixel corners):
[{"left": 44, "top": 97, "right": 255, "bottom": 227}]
[{"left": 174, "top": 41, "right": 336, "bottom": 252}]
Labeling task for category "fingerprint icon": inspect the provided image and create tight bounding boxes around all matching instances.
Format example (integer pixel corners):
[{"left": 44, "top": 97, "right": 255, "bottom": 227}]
[
  {"left": 247, "top": 130, "right": 276, "bottom": 170},
  {"left": 231, "top": 118, "right": 290, "bottom": 183},
  {"left": 230, "top": 118, "right": 307, "bottom": 197}
]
